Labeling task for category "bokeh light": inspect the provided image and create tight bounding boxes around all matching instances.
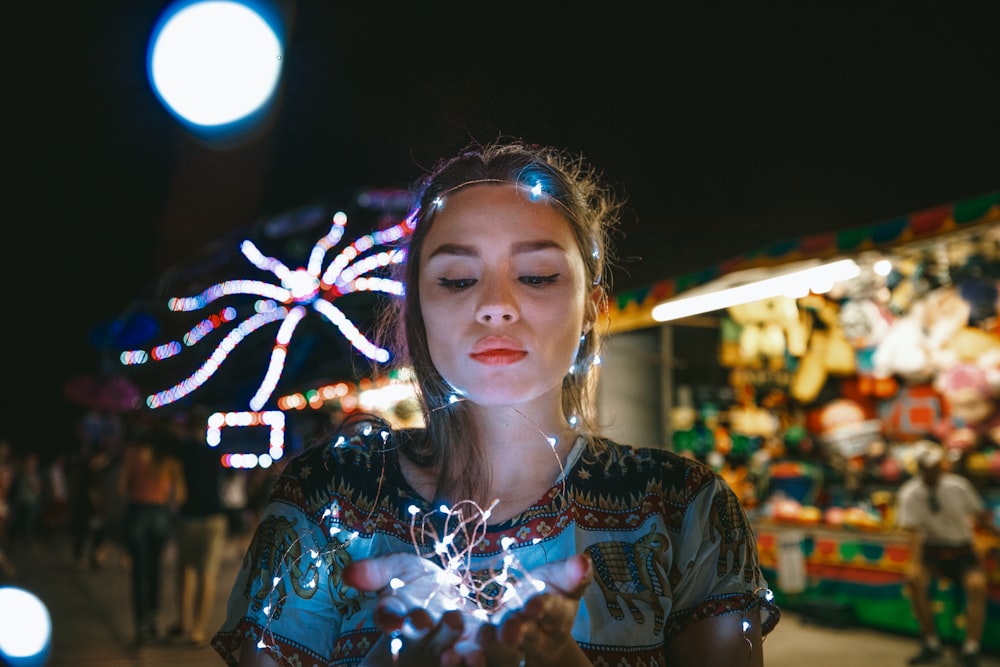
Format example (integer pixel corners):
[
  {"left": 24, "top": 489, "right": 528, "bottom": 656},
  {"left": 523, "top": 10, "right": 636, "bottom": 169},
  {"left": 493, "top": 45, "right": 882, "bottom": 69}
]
[
  {"left": 0, "top": 586, "right": 52, "bottom": 667},
  {"left": 147, "top": 0, "right": 283, "bottom": 131}
]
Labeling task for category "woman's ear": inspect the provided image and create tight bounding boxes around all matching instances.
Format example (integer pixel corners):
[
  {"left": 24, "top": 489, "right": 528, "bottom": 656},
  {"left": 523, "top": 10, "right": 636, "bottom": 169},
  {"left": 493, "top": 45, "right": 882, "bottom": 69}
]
[{"left": 583, "top": 286, "right": 605, "bottom": 333}]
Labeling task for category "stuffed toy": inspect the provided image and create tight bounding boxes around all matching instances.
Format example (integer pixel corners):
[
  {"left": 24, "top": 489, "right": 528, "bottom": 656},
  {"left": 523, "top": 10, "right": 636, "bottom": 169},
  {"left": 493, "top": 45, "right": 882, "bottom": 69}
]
[
  {"left": 877, "top": 382, "right": 947, "bottom": 443},
  {"left": 933, "top": 362, "right": 1000, "bottom": 451},
  {"left": 830, "top": 259, "right": 892, "bottom": 350},
  {"left": 870, "top": 295, "right": 937, "bottom": 384},
  {"left": 790, "top": 295, "right": 856, "bottom": 404},
  {"left": 832, "top": 265, "right": 896, "bottom": 398},
  {"left": 726, "top": 295, "right": 809, "bottom": 370},
  {"left": 811, "top": 398, "right": 884, "bottom": 497},
  {"left": 876, "top": 285, "right": 1000, "bottom": 381},
  {"left": 940, "top": 325, "right": 1000, "bottom": 370},
  {"left": 956, "top": 276, "right": 998, "bottom": 329},
  {"left": 885, "top": 255, "right": 932, "bottom": 316}
]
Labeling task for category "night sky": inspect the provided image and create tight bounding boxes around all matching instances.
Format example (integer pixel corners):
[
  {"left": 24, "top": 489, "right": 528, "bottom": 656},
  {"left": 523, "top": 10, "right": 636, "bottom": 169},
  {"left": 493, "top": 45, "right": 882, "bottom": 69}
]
[{"left": 4, "top": 1, "right": 998, "bottom": 455}]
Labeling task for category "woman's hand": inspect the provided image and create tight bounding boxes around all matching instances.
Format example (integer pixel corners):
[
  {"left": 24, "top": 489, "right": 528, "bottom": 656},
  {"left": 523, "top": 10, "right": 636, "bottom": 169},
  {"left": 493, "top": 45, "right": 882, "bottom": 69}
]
[
  {"left": 345, "top": 552, "right": 594, "bottom": 667},
  {"left": 344, "top": 553, "right": 477, "bottom": 667},
  {"left": 478, "top": 553, "right": 594, "bottom": 667}
]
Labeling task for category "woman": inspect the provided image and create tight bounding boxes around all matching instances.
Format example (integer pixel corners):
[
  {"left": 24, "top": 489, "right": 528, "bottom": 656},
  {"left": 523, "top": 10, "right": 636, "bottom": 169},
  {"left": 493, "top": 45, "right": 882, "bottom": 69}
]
[
  {"left": 120, "top": 420, "right": 186, "bottom": 646},
  {"left": 213, "top": 140, "right": 779, "bottom": 667}
]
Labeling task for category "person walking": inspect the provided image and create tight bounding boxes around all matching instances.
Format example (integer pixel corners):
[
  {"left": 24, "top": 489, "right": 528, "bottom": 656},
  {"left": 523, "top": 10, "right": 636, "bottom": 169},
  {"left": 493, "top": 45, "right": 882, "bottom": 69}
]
[
  {"left": 119, "top": 419, "right": 186, "bottom": 647},
  {"left": 71, "top": 442, "right": 115, "bottom": 570},
  {"left": 7, "top": 451, "right": 44, "bottom": 549},
  {"left": 896, "top": 439, "right": 1000, "bottom": 667},
  {"left": 167, "top": 407, "right": 228, "bottom": 647}
]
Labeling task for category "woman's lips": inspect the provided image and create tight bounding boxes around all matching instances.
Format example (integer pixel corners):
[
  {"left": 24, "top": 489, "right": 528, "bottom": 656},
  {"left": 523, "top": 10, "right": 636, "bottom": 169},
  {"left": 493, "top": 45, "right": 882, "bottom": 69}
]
[{"left": 469, "top": 349, "right": 528, "bottom": 365}]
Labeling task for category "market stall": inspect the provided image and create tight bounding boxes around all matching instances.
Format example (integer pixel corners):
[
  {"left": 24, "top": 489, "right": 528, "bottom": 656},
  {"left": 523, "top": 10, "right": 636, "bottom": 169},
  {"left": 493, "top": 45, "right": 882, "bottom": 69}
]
[
  {"left": 597, "top": 190, "right": 1000, "bottom": 642},
  {"left": 754, "top": 519, "right": 1000, "bottom": 647}
]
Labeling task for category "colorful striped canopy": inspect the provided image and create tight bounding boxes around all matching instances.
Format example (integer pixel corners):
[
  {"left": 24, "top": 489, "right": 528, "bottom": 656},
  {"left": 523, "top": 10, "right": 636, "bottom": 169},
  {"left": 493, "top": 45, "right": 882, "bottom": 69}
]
[{"left": 604, "top": 191, "right": 1000, "bottom": 333}]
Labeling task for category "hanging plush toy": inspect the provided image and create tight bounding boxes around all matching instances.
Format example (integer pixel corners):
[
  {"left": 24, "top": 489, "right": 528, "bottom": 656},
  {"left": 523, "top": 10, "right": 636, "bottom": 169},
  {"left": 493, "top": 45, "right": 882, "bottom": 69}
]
[
  {"left": 790, "top": 295, "right": 856, "bottom": 404},
  {"left": 871, "top": 294, "right": 938, "bottom": 384},
  {"left": 831, "top": 259, "right": 892, "bottom": 350},
  {"left": 726, "top": 295, "right": 809, "bottom": 370},
  {"left": 831, "top": 262, "right": 897, "bottom": 399},
  {"left": 933, "top": 362, "right": 1000, "bottom": 452}
]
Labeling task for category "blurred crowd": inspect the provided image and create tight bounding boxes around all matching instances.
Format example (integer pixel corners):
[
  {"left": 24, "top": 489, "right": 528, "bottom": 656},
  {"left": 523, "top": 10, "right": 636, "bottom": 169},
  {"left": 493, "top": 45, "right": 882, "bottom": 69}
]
[{"left": 0, "top": 408, "right": 277, "bottom": 587}]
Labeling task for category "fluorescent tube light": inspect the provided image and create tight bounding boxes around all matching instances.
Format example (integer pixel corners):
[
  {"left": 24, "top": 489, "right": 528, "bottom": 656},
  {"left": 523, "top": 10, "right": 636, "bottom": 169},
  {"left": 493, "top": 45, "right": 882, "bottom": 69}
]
[{"left": 651, "top": 258, "right": 860, "bottom": 323}]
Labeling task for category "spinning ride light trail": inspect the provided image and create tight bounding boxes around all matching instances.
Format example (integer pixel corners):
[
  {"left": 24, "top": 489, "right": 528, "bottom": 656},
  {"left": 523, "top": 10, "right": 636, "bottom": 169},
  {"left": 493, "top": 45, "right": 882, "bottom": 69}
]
[{"left": 122, "top": 210, "right": 414, "bottom": 410}]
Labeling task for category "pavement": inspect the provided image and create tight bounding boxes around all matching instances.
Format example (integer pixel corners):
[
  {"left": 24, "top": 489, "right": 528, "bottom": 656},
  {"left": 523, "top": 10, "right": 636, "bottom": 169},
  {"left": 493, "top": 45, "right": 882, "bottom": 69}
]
[{"left": 1, "top": 530, "right": 998, "bottom": 667}]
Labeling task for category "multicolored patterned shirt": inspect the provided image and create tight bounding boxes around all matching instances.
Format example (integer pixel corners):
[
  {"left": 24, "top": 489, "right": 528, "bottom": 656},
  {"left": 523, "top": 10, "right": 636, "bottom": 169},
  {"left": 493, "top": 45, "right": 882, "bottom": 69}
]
[{"left": 212, "top": 435, "right": 779, "bottom": 666}]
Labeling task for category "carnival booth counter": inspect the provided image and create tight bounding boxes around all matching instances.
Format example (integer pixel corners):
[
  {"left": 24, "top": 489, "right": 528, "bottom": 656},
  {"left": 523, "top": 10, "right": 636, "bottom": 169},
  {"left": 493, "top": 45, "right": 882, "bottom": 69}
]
[{"left": 600, "top": 191, "right": 1000, "bottom": 644}]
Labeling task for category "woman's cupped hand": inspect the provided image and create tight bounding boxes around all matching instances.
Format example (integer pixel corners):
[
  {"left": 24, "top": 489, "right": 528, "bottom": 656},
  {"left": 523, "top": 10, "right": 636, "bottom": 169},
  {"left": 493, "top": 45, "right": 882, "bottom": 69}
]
[{"left": 344, "top": 552, "right": 593, "bottom": 667}]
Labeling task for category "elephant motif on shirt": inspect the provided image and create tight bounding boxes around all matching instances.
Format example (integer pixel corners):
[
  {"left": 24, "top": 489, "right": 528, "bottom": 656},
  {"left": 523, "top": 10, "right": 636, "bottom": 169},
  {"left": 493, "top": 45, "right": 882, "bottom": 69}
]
[
  {"left": 708, "top": 489, "right": 755, "bottom": 582},
  {"left": 243, "top": 514, "right": 359, "bottom": 619},
  {"left": 584, "top": 524, "right": 680, "bottom": 635}
]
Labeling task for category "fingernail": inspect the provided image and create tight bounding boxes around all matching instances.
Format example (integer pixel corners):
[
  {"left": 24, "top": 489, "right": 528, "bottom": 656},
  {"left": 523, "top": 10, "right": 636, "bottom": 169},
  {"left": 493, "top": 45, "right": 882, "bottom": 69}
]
[
  {"left": 443, "top": 611, "right": 464, "bottom": 631},
  {"left": 380, "top": 597, "right": 408, "bottom": 615},
  {"left": 402, "top": 618, "right": 428, "bottom": 640}
]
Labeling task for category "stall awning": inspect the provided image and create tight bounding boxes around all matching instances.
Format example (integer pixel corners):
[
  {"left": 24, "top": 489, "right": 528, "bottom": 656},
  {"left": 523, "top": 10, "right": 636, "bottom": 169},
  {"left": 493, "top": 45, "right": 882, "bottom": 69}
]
[{"left": 602, "top": 191, "right": 1000, "bottom": 334}]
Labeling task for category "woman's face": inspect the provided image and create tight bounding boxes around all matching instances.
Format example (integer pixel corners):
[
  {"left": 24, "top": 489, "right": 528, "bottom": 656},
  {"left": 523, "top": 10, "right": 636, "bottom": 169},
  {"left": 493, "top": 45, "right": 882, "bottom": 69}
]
[{"left": 418, "top": 184, "right": 594, "bottom": 409}]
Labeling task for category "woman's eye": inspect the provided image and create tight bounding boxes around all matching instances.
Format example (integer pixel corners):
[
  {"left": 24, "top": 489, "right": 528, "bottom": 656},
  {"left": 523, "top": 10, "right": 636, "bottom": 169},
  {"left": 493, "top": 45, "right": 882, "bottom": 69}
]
[
  {"left": 520, "top": 273, "right": 560, "bottom": 287},
  {"left": 438, "top": 277, "right": 477, "bottom": 290}
]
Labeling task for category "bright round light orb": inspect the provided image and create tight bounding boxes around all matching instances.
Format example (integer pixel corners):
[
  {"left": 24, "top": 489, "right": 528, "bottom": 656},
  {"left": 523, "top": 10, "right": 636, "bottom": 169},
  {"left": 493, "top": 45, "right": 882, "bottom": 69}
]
[
  {"left": 148, "top": 0, "right": 283, "bottom": 128},
  {"left": 0, "top": 586, "right": 52, "bottom": 666}
]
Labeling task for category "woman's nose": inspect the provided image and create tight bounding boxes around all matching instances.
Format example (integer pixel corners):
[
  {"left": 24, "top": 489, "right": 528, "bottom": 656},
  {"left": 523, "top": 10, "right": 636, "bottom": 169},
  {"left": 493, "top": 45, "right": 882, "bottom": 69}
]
[{"left": 475, "top": 281, "right": 519, "bottom": 324}]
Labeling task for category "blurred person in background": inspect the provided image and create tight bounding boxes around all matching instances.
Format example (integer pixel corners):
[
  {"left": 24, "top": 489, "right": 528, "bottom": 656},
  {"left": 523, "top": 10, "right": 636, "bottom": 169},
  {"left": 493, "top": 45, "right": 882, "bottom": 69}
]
[
  {"left": 221, "top": 462, "right": 248, "bottom": 529},
  {"left": 72, "top": 409, "right": 128, "bottom": 570},
  {"left": 41, "top": 452, "right": 71, "bottom": 541},
  {"left": 7, "top": 451, "right": 44, "bottom": 549},
  {"left": 896, "top": 439, "right": 1000, "bottom": 667},
  {"left": 167, "top": 407, "right": 228, "bottom": 646},
  {"left": 71, "top": 441, "right": 115, "bottom": 570},
  {"left": 0, "top": 438, "right": 15, "bottom": 577},
  {"left": 119, "top": 418, "right": 186, "bottom": 647}
]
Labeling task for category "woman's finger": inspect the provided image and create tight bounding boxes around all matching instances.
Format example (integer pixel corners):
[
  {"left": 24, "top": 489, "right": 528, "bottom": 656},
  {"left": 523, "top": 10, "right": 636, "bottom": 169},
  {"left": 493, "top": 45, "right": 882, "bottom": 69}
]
[
  {"left": 471, "top": 619, "right": 524, "bottom": 667},
  {"left": 343, "top": 552, "right": 443, "bottom": 592},
  {"left": 372, "top": 603, "right": 435, "bottom": 637},
  {"left": 496, "top": 553, "right": 593, "bottom": 615},
  {"left": 522, "top": 553, "right": 593, "bottom": 598}
]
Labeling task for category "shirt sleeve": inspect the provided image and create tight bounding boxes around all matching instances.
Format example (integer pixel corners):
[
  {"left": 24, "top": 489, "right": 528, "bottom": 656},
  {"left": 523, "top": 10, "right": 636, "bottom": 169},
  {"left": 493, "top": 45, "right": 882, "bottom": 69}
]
[
  {"left": 956, "top": 476, "right": 985, "bottom": 516},
  {"left": 668, "top": 472, "right": 779, "bottom": 636},
  {"left": 212, "top": 493, "right": 350, "bottom": 666},
  {"left": 895, "top": 482, "right": 920, "bottom": 530}
]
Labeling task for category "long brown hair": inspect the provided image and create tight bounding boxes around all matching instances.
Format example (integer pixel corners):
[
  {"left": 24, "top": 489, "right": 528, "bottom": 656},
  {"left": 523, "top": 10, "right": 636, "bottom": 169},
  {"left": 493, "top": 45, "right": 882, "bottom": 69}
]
[{"left": 378, "top": 139, "right": 621, "bottom": 505}]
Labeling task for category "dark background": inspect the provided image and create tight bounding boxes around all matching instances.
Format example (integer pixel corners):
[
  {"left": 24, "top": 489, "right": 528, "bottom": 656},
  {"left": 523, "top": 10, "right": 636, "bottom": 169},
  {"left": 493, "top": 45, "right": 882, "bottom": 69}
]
[{"left": 3, "top": 1, "right": 998, "bottom": 456}]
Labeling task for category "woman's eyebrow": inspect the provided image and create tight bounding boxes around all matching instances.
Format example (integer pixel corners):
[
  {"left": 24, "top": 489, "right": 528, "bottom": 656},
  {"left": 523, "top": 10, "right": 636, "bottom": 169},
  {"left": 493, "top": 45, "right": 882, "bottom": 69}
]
[
  {"left": 426, "top": 242, "right": 476, "bottom": 260},
  {"left": 512, "top": 239, "right": 565, "bottom": 254},
  {"left": 427, "top": 239, "right": 565, "bottom": 261}
]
